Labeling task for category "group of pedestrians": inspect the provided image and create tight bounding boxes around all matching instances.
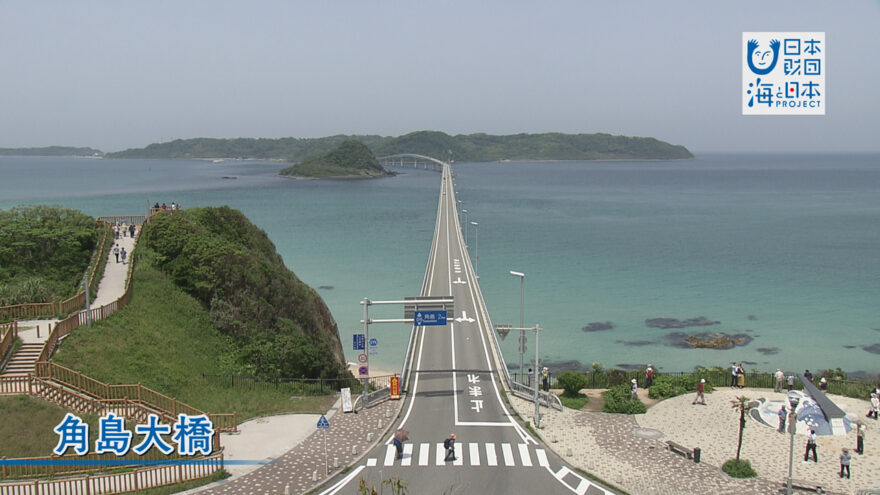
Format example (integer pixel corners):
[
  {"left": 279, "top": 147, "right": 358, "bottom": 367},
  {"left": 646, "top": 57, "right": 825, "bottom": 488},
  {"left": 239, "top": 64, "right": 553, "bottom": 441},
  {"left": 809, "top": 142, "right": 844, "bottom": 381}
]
[
  {"left": 112, "top": 244, "right": 127, "bottom": 264},
  {"left": 114, "top": 221, "right": 136, "bottom": 239},
  {"left": 152, "top": 201, "right": 181, "bottom": 212},
  {"left": 730, "top": 363, "right": 746, "bottom": 388}
]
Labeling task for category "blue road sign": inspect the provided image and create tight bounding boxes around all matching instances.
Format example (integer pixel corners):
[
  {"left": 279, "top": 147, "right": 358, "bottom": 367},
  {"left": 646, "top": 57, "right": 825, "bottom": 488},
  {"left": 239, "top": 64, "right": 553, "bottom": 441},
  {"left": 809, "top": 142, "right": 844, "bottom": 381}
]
[
  {"left": 353, "top": 334, "right": 365, "bottom": 350},
  {"left": 415, "top": 310, "right": 447, "bottom": 326},
  {"left": 369, "top": 337, "right": 378, "bottom": 347},
  {"left": 317, "top": 415, "right": 330, "bottom": 429}
]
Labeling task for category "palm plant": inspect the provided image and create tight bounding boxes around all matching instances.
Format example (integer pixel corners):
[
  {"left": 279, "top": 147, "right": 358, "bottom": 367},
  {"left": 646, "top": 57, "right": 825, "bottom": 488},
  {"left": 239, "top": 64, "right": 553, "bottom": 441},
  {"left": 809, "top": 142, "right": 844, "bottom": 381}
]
[{"left": 730, "top": 395, "right": 753, "bottom": 460}]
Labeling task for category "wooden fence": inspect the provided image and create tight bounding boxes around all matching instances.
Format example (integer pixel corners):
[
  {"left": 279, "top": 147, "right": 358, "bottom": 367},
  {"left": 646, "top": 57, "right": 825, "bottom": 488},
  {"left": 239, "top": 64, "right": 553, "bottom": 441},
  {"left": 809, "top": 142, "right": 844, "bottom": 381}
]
[
  {"left": 0, "top": 452, "right": 223, "bottom": 494},
  {"left": 34, "top": 363, "right": 237, "bottom": 433},
  {"left": 0, "top": 222, "right": 112, "bottom": 322}
]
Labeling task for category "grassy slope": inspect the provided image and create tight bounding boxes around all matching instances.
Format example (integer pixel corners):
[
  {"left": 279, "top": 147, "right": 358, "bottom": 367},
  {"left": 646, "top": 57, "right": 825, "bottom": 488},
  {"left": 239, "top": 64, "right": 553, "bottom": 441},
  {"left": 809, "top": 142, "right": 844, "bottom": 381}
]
[{"left": 51, "top": 252, "right": 336, "bottom": 422}]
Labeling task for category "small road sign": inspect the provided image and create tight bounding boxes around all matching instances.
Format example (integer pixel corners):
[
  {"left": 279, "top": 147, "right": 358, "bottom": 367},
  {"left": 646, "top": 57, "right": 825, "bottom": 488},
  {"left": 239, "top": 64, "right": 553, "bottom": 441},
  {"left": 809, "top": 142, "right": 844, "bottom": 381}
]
[
  {"left": 369, "top": 337, "right": 378, "bottom": 347},
  {"left": 415, "top": 310, "right": 447, "bottom": 326},
  {"left": 317, "top": 415, "right": 330, "bottom": 429},
  {"left": 357, "top": 353, "right": 368, "bottom": 363},
  {"left": 353, "top": 334, "right": 365, "bottom": 350},
  {"left": 358, "top": 366, "right": 369, "bottom": 376}
]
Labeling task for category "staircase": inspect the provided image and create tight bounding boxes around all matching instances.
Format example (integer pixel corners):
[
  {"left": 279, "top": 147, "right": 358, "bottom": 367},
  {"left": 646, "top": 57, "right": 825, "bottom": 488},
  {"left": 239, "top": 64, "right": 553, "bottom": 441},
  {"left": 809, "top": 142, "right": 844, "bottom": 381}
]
[{"left": 1, "top": 342, "right": 44, "bottom": 377}]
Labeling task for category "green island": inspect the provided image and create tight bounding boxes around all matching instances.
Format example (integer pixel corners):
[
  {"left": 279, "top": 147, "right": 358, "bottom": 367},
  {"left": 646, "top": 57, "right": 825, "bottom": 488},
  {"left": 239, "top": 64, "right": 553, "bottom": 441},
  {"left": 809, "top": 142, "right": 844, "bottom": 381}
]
[
  {"left": 279, "top": 139, "right": 393, "bottom": 179},
  {"left": 105, "top": 130, "right": 693, "bottom": 161},
  {"left": 0, "top": 146, "right": 103, "bottom": 157}
]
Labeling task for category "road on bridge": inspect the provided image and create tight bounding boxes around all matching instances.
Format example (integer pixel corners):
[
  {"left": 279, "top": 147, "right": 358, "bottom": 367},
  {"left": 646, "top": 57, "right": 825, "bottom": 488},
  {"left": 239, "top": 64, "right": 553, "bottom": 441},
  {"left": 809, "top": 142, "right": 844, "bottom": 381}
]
[{"left": 320, "top": 162, "right": 616, "bottom": 495}]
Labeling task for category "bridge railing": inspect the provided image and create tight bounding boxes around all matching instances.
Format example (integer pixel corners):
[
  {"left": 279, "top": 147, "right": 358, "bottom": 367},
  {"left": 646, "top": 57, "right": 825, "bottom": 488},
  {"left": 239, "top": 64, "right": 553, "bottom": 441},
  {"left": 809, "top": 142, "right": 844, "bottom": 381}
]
[{"left": 0, "top": 321, "right": 17, "bottom": 370}]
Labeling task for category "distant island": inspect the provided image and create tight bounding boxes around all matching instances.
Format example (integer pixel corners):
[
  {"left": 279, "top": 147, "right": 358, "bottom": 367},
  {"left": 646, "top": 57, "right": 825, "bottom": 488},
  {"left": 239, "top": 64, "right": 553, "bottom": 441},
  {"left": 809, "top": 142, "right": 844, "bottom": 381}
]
[
  {"left": 105, "top": 130, "right": 694, "bottom": 162},
  {"left": 0, "top": 146, "right": 103, "bottom": 157},
  {"left": 279, "top": 139, "right": 393, "bottom": 179}
]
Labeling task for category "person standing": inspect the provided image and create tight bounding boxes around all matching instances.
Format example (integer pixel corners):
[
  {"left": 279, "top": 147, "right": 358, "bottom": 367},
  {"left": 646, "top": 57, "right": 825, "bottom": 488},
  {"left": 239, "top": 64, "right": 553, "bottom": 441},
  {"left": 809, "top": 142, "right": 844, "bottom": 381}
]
[
  {"left": 444, "top": 433, "right": 457, "bottom": 461},
  {"left": 777, "top": 405, "right": 787, "bottom": 433},
  {"left": 120, "top": 247, "right": 127, "bottom": 265},
  {"left": 819, "top": 377, "right": 828, "bottom": 391},
  {"left": 804, "top": 370, "right": 814, "bottom": 383},
  {"left": 868, "top": 393, "right": 880, "bottom": 419},
  {"left": 645, "top": 365, "right": 654, "bottom": 388},
  {"left": 631, "top": 378, "right": 639, "bottom": 400},
  {"left": 839, "top": 448, "right": 851, "bottom": 479},
  {"left": 787, "top": 373, "right": 795, "bottom": 392},
  {"left": 692, "top": 379, "right": 706, "bottom": 405},
  {"left": 129, "top": 224, "right": 136, "bottom": 238},
  {"left": 737, "top": 364, "right": 745, "bottom": 389},
  {"left": 731, "top": 363, "right": 738, "bottom": 387},
  {"left": 541, "top": 367, "right": 550, "bottom": 392},
  {"left": 121, "top": 221, "right": 127, "bottom": 237},
  {"left": 113, "top": 244, "right": 120, "bottom": 263},
  {"left": 775, "top": 368, "right": 785, "bottom": 393},
  {"left": 804, "top": 429, "right": 818, "bottom": 463},
  {"left": 856, "top": 422, "right": 866, "bottom": 455}
]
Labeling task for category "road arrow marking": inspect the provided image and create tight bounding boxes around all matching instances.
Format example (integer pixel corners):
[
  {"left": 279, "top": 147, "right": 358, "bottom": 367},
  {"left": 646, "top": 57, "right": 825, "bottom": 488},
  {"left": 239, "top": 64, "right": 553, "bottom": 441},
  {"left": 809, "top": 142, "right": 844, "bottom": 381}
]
[
  {"left": 452, "top": 277, "right": 467, "bottom": 285},
  {"left": 454, "top": 311, "right": 475, "bottom": 323}
]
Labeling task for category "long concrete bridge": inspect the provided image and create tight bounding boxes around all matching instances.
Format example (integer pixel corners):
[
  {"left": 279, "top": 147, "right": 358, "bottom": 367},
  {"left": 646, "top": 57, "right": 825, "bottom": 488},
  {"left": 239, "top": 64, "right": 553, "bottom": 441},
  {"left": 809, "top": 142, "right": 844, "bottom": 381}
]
[{"left": 319, "top": 159, "right": 614, "bottom": 494}]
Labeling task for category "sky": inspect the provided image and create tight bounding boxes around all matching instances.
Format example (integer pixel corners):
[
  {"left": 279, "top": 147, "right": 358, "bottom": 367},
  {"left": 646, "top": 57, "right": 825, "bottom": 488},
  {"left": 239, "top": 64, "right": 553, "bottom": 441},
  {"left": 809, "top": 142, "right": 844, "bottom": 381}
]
[{"left": 1, "top": 1, "right": 878, "bottom": 153}]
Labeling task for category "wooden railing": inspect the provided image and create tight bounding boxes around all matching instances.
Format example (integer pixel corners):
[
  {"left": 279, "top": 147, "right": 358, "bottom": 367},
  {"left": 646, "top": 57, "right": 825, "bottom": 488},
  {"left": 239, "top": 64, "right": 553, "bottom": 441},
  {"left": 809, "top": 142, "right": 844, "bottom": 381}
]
[
  {"left": 0, "top": 321, "right": 17, "bottom": 368},
  {"left": 0, "top": 221, "right": 112, "bottom": 322},
  {"left": 34, "top": 362, "right": 237, "bottom": 432},
  {"left": 0, "top": 452, "right": 223, "bottom": 494}
]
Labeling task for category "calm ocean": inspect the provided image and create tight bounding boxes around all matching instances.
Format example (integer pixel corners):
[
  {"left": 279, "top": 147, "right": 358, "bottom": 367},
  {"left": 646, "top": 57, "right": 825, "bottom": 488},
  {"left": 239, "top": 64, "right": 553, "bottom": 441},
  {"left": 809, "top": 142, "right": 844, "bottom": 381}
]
[{"left": 2, "top": 154, "right": 878, "bottom": 375}]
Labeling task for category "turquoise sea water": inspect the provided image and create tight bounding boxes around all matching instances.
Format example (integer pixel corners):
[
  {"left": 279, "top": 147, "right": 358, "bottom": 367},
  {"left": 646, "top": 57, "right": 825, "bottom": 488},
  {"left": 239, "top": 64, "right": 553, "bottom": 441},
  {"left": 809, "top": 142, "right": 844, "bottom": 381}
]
[{"left": 2, "top": 154, "right": 878, "bottom": 375}]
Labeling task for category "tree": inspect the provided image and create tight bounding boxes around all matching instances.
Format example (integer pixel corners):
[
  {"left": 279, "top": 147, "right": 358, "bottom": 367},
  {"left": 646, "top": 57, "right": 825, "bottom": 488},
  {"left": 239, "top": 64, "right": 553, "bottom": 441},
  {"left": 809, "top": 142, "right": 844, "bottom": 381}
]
[
  {"left": 730, "top": 396, "right": 753, "bottom": 461},
  {"left": 556, "top": 371, "right": 589, "bottom": 397}
]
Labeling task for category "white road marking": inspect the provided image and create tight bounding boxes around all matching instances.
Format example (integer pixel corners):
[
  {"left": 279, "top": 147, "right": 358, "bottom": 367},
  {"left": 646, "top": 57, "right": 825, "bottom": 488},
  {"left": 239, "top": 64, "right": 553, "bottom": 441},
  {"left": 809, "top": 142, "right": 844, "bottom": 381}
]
[
  {"left": 469, "top": 442, "right": 480, "bottom": 466},
  {"left": 485, "top": 443, "right": 497, "bottom": 466},
  {"left": 535, "top": 448, "right": 549, "bottom": 467},
  {"left": 452, "top": 277, "right": 467, "bottom": 285},
  {"left": 501, "top": 443, "right": 515, "bottom": 466},
  {"left": 418, "top": 443, "right": 429, "bottom": 466},
  {"left": 518, "top": 443, "right": 533, "bottom": 467},
  {"left": 435, "top": 443, "right": 445, "bottom": 466},
  {"left": 384, "top": 445, "right": 396, "bottom": 466},
  {"left": 453, "top": 444, "right": 463, "bottom": 466},
  {"left": 553, "top": 466, "right": 571, "bottom": 481},
  {"left": 366, "top": 458, "right": 377, "bottom": 467},
  {"left": 575, "top": 479, "right": 591, "bottom": 495},
  {"left": 454, "top": 311, "right": 475, "bottom": 323},
  {"left": 402, "top": 443, "right": 413, "bottom": 466}
]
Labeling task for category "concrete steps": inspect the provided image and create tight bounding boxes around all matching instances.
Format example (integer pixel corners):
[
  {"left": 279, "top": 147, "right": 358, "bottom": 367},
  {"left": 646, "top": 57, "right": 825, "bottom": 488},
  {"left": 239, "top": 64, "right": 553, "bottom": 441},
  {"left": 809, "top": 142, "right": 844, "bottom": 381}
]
[{"left": 0, "top": 342, "right": 44, "bottom": 377}]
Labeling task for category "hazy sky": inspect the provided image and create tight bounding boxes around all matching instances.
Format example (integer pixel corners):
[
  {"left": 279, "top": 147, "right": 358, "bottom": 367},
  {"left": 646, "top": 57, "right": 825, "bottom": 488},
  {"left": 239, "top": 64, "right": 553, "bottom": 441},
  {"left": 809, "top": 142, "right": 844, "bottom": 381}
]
[{"left": 1, "top": 1, "right": 878, "bottom": 153}]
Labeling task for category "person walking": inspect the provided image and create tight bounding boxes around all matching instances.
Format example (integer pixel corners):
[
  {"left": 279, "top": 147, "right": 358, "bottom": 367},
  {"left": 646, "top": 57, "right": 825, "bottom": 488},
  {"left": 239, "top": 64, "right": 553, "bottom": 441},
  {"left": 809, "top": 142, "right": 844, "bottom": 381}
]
[
  {"left": 393, "top": 428, "right": 409, "bottom": 460},
  {"left": 113, "top": 244, "right": 120, "bottom": 263},
  {"left": 787, "top": 373, "right": 795, "bottom": 392},
  {"left": 839, "top": 448, "right": 851, "bottom": 479},
  {"left": 804, "top": 429, "right": 818, "bottom": 463},
  {"left": 775, "top": 368, "right": 785, "bottom": 393},
  {"left": 121, "top": 221, "right": 127, "bottom": 237},
  {"left": 631, "top": 378, "right": 638, "bottom": 400},
  {"left": 541, "top": 367, "right": 550, "bottom": 392},
  {"left": 869, "top": 393, "right": 879, "bottom": 420},
  {"left": 731, "top": 363, "right": 738, "bottom": 387},
  {"left": 804, "top": 369, "right": 814, "bottom": 383},
  {"left": 819, "top": 377, "right": 828, "bottom": 391},
  {"left": 692, "top": 378, "right": 706, "bottom": 405},
  {"left": 645, "top": 364, "right": 654, "bottom": 388},
  {"left": 129, "top": 224, "right": 136, "bottom": 238},
  {"left": 856, "top": 422, "right": 866, "bottom": 454},
  {"left": 444, "top": 433, "right": 457, "bottom": 461},
  {"left": 777, "top": 405, "right": 787, "bottom": 433},
  {"left": 120, "top": 247, "right": 127, "bottom": 265}
]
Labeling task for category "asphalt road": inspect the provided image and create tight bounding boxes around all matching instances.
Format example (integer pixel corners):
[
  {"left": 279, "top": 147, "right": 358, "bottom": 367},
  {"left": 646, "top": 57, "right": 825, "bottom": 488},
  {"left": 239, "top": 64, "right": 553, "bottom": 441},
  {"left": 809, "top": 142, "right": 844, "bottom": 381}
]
[{"left": 319, "top": 163, "right": 616, "bottom": 495}]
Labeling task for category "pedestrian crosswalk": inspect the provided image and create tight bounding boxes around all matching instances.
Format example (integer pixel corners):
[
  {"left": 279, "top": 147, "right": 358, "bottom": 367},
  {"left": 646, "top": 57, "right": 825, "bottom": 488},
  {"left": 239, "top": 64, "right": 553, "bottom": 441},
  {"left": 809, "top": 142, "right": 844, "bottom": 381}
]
[{"left": 370, "top": 442, "right": 551, "bottom": 468}]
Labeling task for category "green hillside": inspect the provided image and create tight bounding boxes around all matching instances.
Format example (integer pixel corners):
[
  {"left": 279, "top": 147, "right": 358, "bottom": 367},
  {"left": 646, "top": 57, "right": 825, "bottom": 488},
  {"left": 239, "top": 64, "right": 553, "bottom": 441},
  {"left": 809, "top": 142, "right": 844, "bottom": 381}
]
[
  {"left": 279, "top": 139, "right": 392, "bottom": 178},
  {"left": 106, "top": 131, "right": 693, "bottom": 161}
]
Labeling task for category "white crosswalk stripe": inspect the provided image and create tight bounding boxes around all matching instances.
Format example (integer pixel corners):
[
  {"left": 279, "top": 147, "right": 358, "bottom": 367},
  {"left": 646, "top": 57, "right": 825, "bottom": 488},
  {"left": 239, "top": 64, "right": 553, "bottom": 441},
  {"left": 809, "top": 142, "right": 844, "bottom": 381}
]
[{"left": 368, "top": 442, "right": 552, "bottom": 468}]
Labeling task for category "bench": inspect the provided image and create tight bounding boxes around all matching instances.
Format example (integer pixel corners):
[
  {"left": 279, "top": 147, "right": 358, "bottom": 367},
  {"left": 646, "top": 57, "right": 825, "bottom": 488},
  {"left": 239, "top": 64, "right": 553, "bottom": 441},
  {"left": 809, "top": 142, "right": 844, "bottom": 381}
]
[
  {"left": 779, "top": 478, "right": 836, "bottom": 494},
  {"left": 666, "top": 440, "right": 700, "bottom": 462}
]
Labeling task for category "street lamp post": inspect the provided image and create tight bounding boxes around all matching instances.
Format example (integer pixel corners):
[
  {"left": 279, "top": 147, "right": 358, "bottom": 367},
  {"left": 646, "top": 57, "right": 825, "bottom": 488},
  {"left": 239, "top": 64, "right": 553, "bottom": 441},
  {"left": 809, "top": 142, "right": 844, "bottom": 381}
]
[
  {"left": 786, "top": 395, "right": 801, "bottom": 495},
  {"left": 470, "top": 221, "right": 479, "bottom": 276},
  {"left": 510, "top": 271, "right": 525, "bottom": 381}
]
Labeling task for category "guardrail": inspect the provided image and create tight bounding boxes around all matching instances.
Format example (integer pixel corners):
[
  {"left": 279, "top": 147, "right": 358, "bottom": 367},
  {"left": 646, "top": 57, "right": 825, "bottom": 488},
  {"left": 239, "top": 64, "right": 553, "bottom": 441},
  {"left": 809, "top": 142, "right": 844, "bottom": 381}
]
[
  {"left": 0, "top": 322, "right": 17, "bottom": 370},
  {"left": 0, "top": 452, "right": 224, "bottom": 494}
]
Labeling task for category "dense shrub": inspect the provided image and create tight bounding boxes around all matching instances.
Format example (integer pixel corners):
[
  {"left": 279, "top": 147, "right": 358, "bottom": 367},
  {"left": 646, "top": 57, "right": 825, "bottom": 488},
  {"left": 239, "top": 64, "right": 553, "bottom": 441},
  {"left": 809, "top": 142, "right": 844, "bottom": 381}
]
[
  {"left": 722, "top": 459, "right": 757, "bottom": 478},
  {"left": 0, "top": 205, "right": 99, "bottom": 303},
  {"left": 141, "top": 207, "right": 348, "bottom": 379},
  {"left": 602, "top": 384, "right": 647, "bottom": 414},
  {"left": 556, "top": 371, "right": 589, "bottom": 397}
]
